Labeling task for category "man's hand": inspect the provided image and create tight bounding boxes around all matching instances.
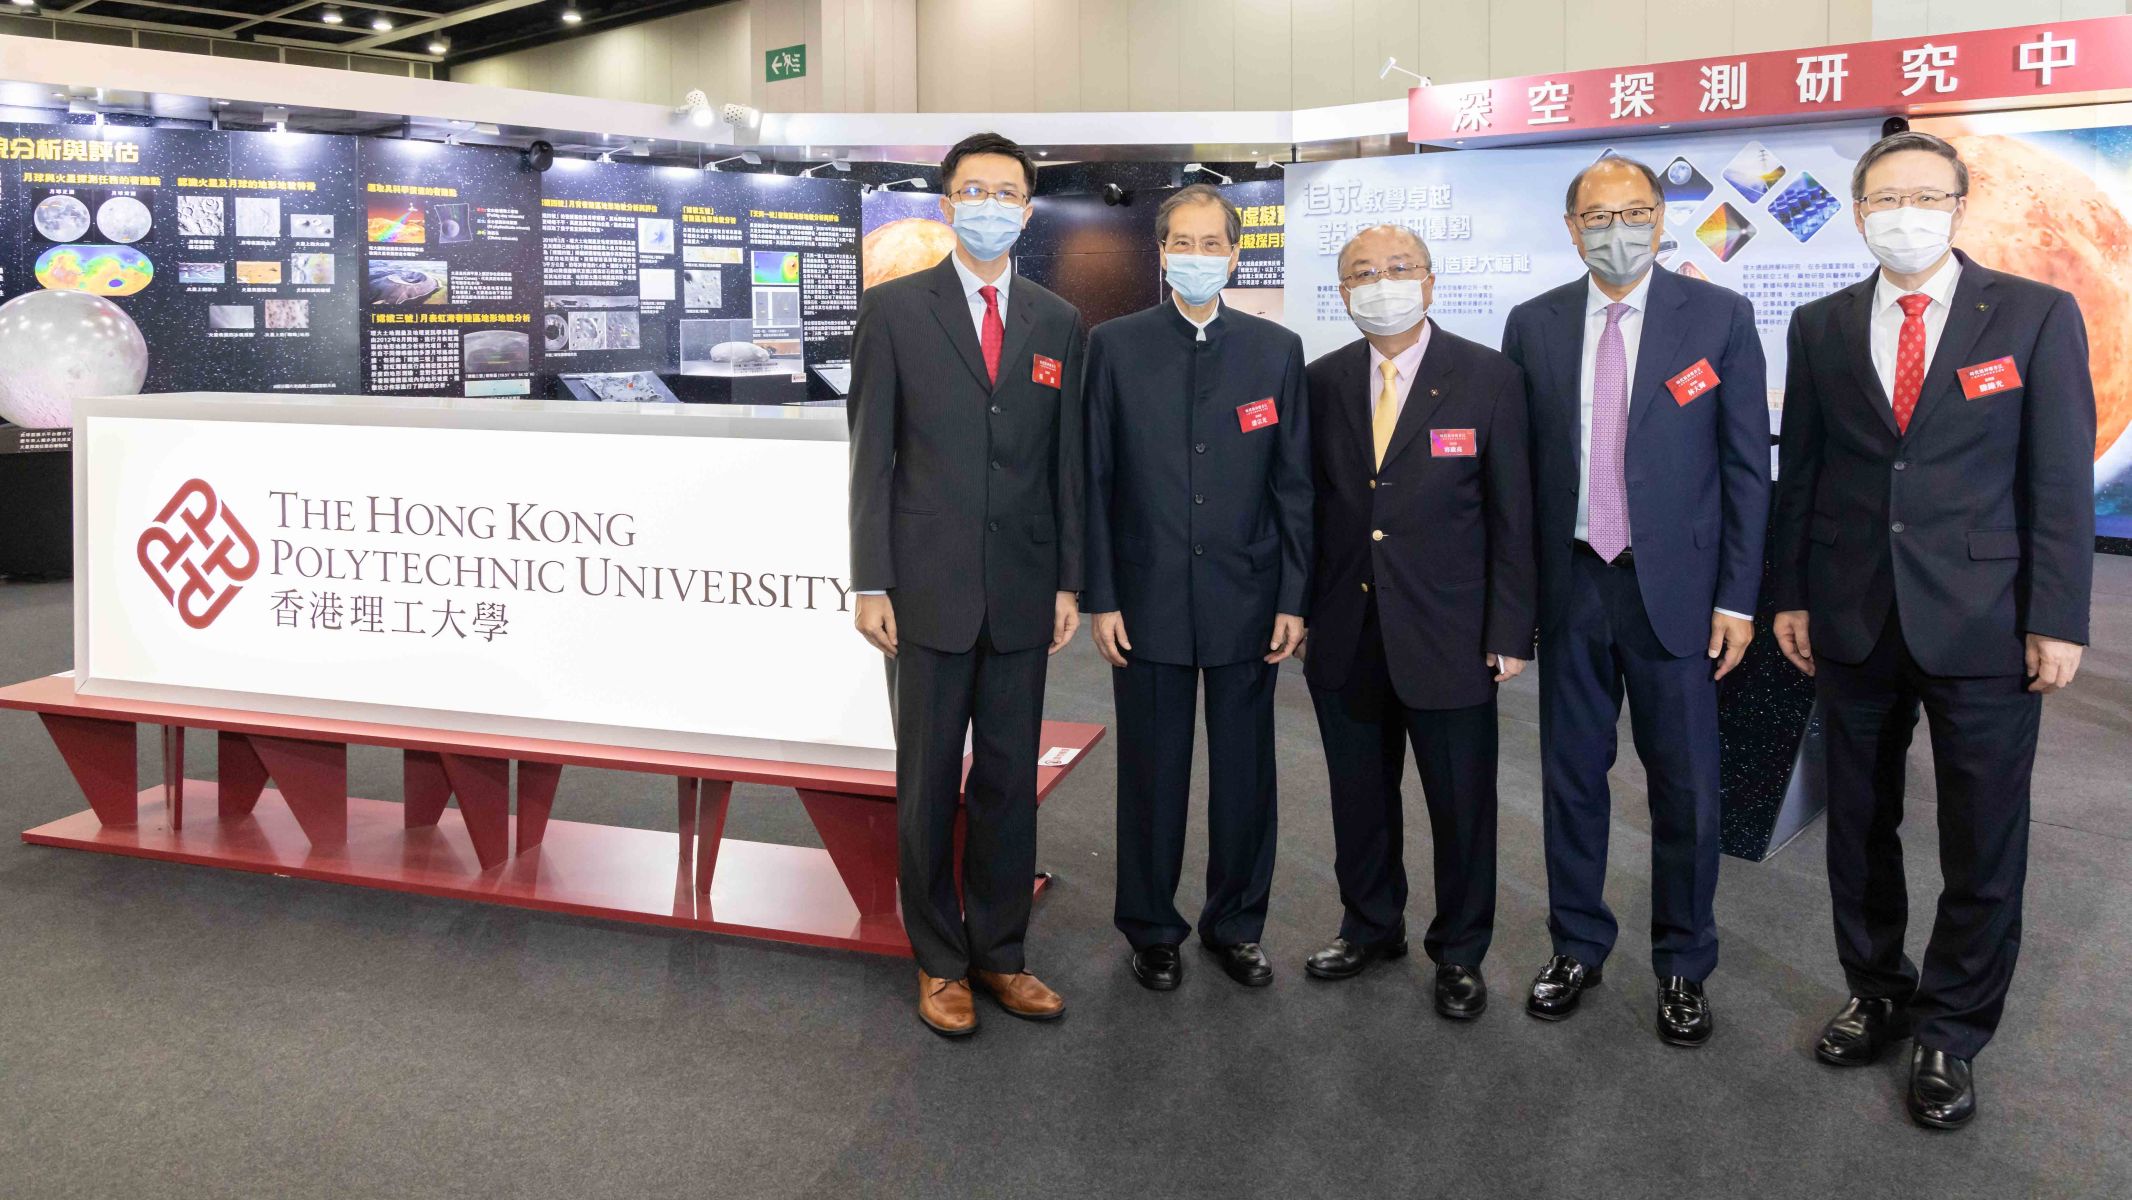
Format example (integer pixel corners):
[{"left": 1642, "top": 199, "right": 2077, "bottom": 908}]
[
  {"left": 1708, "top": 611, "right": 1754, "bottom": 681},
  {"left": 855, "top": 593, "right": 898, "bottom": 658},
  {"left": 1773, "top": 610, "right": 1813, "bottom": 676},
  {"left": 1487, "top": 653, "right": 1527, "bottom": 683},
  {"left": 2026, "top": 634, "right": 2084, "bottom": 693},
  {"left": 1050, "top": 592, "right": 1080, "bottom": 656},
  {"left": 1266, "top": 614, "right": 1306, "bottom": 664},
  {"left": 1090, "top": 611, "right": 1130, "bottom": 667}
]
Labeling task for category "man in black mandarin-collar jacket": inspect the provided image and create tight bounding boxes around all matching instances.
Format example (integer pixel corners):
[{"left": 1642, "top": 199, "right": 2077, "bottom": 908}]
[{"left": 1299, "top": 224, "right": 1534, "bottom": 1018}]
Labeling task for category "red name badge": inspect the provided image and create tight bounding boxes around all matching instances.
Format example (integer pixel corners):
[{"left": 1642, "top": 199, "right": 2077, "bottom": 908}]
[
  {"left": 1237, "top": 397, "right": 1279, "bottom": 432},
  {"left": 1429, "top": 428, "right": 1477, "bottom": 457},
  {"left": 1959, "top": 356, "right": 2021, "bottom": 399},
  {"left": 1667, "top": 358, "right": 1719, "bottom": 406},
  {"left": 1032, "top": 354, "right": 1062, "bottom": 388}
]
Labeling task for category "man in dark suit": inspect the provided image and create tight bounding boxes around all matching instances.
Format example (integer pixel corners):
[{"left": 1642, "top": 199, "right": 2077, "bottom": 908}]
[
  {"left": 1084, "top": 184, "right": 1312, "bottom": 990},
  {"left": 1501, "top": 155, "right": 1769, "bottom": 1046},
  {"left": 1300, "top": 224, "right": 1534, "bottom": 1020},
  {"left": 847, "top": 132, "right": 1086, "bottom": 1038},
  {"left": 1771, "top": 132, "right": 2095, "bottom": 1129}
]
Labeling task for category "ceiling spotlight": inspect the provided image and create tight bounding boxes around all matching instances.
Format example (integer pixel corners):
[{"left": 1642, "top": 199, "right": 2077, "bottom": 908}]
[
  {"left": 370, "top": 13, "right": 392, "bottom": 31},
  {"left": 320, "top": 4, "right": 341, "bottom": 22},
  {"left": 800, "top": 159, "right": 850, "bottom": 177},
  {"left": 12, "top": 0, "right": 39, "bottom": 9},
  {"left": 597, "top": 150, "right": 614, "bottom": 164},
  {"left": 1183, "top": 162, "right": 1232, "bottom": 185},
  {"left": 706, "top": 151, "right": 762, "bottom": 172},
  {"left": 561, "top": 3, "right": 582, "bottom": 24},
  {"left": 720, "top": 102, "right": 761, "bottom": 131},
  {"left": 1379, "top": 56, "right": 1430, "bottom": 86},
  {"left": 674, "top": 88, "right": 719, "bottom": 128},
  {"left": 427, "top": 35, "right": 448, "bottom": 55},
  {"left": 879, "top": 177, "right": 931, "bottom": 192}
]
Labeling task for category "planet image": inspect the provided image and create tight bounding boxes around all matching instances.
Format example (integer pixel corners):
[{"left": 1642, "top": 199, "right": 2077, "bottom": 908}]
[
  {"left": 1950, "top": 133, "right": 2132, "bottom": 463},
  {"left": 861, "top": 217, "right": 957, "bottom": 290},
  {"left": 542, "top": 313, "right": 568, "bottom": 352},
  {"left": 0, "top": 290, "right": 149, "bottom": 429},
  {"left": 34, "top": 194, "right": 91, "bottom": 242},
  {"left": 462, "top": 329, "right": 530, "bottom": 375},
  {"left": 35, "top": 244, "right": 154, "bottom": 297},
  {"left": 96, "top": 195, "right": 153, "bottom": 244}
]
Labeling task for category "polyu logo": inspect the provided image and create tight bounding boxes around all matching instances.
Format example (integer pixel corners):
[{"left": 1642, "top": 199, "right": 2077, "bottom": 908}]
[{"left": 137, "top": 479, "right": 259, "bottom": 629}]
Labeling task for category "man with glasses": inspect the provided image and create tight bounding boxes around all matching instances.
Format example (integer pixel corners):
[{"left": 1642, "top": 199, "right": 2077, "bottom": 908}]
[
  {"left": 1501, "top": 155, "right": 1769, "bottom": 1045},
  {"left": 848, "top": 131, "right": 1087, "bottom": 1038},
  {"left": 1084, "top": 184, "right": 1311, "bottom": 990},
  {"left": 1770, "top": 131, "right": 2095, "bottom": 1129},
  {"left": 1298, "top": 224, "right": 1534, "bottom": 1019}
]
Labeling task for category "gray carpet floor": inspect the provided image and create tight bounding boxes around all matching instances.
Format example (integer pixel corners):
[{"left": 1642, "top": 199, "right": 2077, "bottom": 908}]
[{"left": 1, "top": 557, "right": 2127, "bottom": 1199}]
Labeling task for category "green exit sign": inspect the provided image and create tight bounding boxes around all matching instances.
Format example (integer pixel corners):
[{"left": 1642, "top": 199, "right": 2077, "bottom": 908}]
[{"left": 765, "top": 44, "right": 807, "bottom": 82}]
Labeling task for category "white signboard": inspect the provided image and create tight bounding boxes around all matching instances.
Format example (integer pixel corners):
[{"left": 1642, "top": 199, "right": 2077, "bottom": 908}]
[{"left": 76, "top": 393, "right": 895, "bottom": 770}]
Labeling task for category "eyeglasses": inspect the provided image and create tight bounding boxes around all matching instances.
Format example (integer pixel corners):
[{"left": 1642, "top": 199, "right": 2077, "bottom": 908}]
[
  {"left": 1859, "top": 188, "right": 1963, "bottom": 212},
  {"left": 951, "top": 183, "right": 1029, "bottom": 208},
  {"left": 1340, "top": 261, "right": 1431, "bottom": 287},
  {"left": 1165, "top": 235, "right": 1234, "bottom": 255},
  {"left": 1575, "top": 206, "right": 1657, "bottom": 231}
]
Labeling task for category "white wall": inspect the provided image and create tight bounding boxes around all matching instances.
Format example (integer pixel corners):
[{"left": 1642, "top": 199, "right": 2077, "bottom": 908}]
[{"left": 453, "top": 2, "right": 752, "bottom": 109}]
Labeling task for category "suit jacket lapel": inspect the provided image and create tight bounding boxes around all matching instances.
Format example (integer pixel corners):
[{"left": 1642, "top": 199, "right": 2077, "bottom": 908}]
[
  {"left": 991, "top": 277, "right": 1038, "bottom": 394},
  {"left": 1627, "top": 270, "right": 1688, "bottom": 438},
  {"left": 1549, "top": 286, "right": 1584, "bottom": 433},
  {"left": 1904, "top": 258, "right": 1996, "bottom": 441},
  {"left": 1381, "top": 325, "right": 1457, "bottom": 469},
  {"left": 925, "top": 256, "right": 993, "bottom": 390},
  {"left": 1840, "top": 276, "right": 1899, "bottom": 439},
  {"left": 1339, "top": 341, "right": 1377, "bottom": 481}
]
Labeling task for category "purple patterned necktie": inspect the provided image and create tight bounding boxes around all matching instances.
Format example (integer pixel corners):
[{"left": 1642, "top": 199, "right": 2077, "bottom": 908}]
[{"left": 1587, "top": 302, "right": 1632, "bottom": 563}]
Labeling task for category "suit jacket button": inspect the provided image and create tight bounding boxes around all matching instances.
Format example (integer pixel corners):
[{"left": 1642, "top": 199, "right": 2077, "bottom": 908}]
[
  {"left": 990, "top": 460, "right": 1002, "bottom": 471},
  {"left": 1194, "top": 442, "right": 1207, "bottom": 453},
  {"left": 1193, "top": 544, "right": 1205, "bottom": 556},
  {"left": 1893, "top": 460, "right": 1908, "bottom": 471},
  {"left": 1360, "top": 582, "right": 1371, "bottom": 593},
  {"left": 1372, "top": 529, "right": 1385, "bottom": 541},
  {"left": 988, "top": 521, "right": 1000, "bottom": 532},
  {"left": 990, "top": 404, "right": 1003, "bottom": 415},
  {"left": 1890, "top": 521, "right": 1905, "bottom": 533},
  {"left": 1193, "top": 494, "right": 1205, "bottom": 504},
  {"left": 1368, "top": 480, "right": 1377, "bottom": 489}
]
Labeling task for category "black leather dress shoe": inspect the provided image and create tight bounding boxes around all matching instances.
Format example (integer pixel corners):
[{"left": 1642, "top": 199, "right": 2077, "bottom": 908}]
[
  {"left": 1434, "top": 964, "right": 1487, "bottom": 1020},
  {"left": 1202, "top": 941, "right": 1273, "bottom": 987},
  {"left": 1525, "top": 954, "right": 1601, "bottom": 1020},
  {"left": 1908, "top": 1045, "right": 1977, "bottom": 1130},
  {"left": 1130, "top": 944, "right": 1182, "bottom": 991},
  {"left": 1815, "top": 996, "right": 1911, "bottom": 1067},
  {"left": 1303, "top": 924, "right": 1408, "bottom": 980},
  {"left": 1657, "top": 976, "right": 1713, "bottom": 1047}
]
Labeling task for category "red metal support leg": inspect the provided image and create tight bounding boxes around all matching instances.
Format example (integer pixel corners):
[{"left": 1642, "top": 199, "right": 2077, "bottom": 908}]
[
  {"left": 403, "top": 749, "right": 452, "bottom": 829},
  {"left": 248, "top": 735, "right": 349, "bottom": 846},
  {"left": 438, "top": 753, "right": 510, "bottom": 870},
  {"left": 217, "top": 731, "right": 267, "bottom": 819},
  {"left": 161, "top": 725, "right": 187, "bottom": 831},
  {"left": 40, "top": 713, "right": 138, "bottom": 827},
  {"left": 796, "top": 789, "right": 900, "bottom": 918},
  {"left": 694, "top": 780, "right": 733, "bottom": 894},
  {"left": 514, "top": 761, "right": 561, "bottom": 854}
]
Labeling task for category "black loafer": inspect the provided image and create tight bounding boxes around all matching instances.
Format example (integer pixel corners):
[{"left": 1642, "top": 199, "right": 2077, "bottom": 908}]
[
  {"left": 1908, "top": 1045, "right": 1977, "bottom": 1130},
  {"left": 1526, "top": 954, "right": 1601, "bottom": 1020},
  {"left": 1657, "top": 976, "right": 1713, "bottom": 1047},
  {"left": 1130, "top": 944, "right": 1182, "bottom": 991},
  {"left": 1434, "top": 964, "right": 1487, "bottom": 1020},
  {"left": 1202, "top": 940, "right": 1273, "bottom": 987},
  {"left": 1304, "top": 923, "right": 1409, "bottom": 980},
  {"left": 1815, "top": 996, "right": 1911, "bottom": 1067}
]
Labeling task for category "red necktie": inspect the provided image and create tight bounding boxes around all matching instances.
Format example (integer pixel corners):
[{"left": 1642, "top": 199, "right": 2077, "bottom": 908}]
[
  {"left": 979, "top": 285, "right": 1003, "bottom": 386},
  {"left": 1891, "top": 293, "right": 1930, "bottom": 434}
]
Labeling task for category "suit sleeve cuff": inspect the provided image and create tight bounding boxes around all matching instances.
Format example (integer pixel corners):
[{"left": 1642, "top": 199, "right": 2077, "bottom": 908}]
[{"left": 1714, "top": 607, "right": 1752, "bottom": 621}]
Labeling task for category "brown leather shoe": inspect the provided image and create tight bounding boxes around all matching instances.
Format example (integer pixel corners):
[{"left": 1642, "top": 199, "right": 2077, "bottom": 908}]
[
  {"left": 972, "top": 969, "right": 1067, "bottom": 1021},
  {"left": 917, "top": 972, "right": 977, "bottom": 1037}
]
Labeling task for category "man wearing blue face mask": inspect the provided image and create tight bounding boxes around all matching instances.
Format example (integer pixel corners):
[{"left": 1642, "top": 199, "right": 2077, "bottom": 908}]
[
  {"left": 1501, "top": 154, "right": 1769, "bottom": 1047},
  {"left": 1083, "top": 183, "right": 1312, "bottom": 991},
  {"left": 848, "top": 131, "right": 1087, "bottom": 1039}
]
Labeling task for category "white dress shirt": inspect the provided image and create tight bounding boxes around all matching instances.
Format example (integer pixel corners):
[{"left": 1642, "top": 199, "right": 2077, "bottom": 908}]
[
  {"left": 1575, "top": 271, "right": 1746, "bottom": 620},
  {"left": 1176, "top": 294, "right": 1221, "bottom": 340},
  {"left": 951, "top": 251, "right": 1012, "bottom": 342},
  {"left": 1869, "top": 254, "right": 1961, "bottom": 403},
  {"left": 1366, "top": 319, "right": 1433, "bottom": 421}
]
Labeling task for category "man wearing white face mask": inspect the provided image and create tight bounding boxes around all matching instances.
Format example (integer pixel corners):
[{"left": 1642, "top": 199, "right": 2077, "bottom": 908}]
[
  {"left": 1771, "top": 131, "right": 2095, "bottom": 1130},
  {"left": 1084, "top": 184, "right": 1312, "bottom": 991},
  {"left": 1299, "top": 225, "right": 1534, "bottom": 1020},
  {"left": 1501, "top": 155, "right": 1769, "bottom": 1047}
]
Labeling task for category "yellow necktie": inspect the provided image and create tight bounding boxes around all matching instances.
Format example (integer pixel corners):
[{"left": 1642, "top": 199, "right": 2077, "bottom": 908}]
[{"left": 1372, "top": 359, "right": 1400, "bottom": 469}]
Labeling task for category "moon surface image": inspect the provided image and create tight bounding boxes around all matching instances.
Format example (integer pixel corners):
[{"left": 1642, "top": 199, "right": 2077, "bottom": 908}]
[
  {"left": 34, "top": 194, "right": 91, "bottom": 242},
  {"left": 96, "top": 196, "right": 153, "bottom": 244}
]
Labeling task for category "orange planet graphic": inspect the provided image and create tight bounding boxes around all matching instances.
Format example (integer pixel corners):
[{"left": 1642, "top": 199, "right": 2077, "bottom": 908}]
[
  {"left": 1948, "top": 133, "right": 2132, "bottom": 463},
  {"left": 862, "top": 217, "right": 957, "bottom": 290}
]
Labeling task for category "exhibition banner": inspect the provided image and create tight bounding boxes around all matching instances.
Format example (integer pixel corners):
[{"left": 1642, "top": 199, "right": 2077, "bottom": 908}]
[{"left": 79, "top": 394, "right": 894, "bottom": 768}]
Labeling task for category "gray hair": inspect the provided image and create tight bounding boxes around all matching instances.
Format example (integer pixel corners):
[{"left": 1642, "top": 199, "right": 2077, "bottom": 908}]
[
  {"left": 1156, "top": 183, "right": 1242, "bottom": 245},
  {"left": 1849, "top": 131, "right": 1969, "bottom": 201},
  {"left": 1337, "top": 223, "right": 1432, "bottom": 275},
  {"left": 1564, "top": 154, "right": 1663, "bottom": 214}
]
